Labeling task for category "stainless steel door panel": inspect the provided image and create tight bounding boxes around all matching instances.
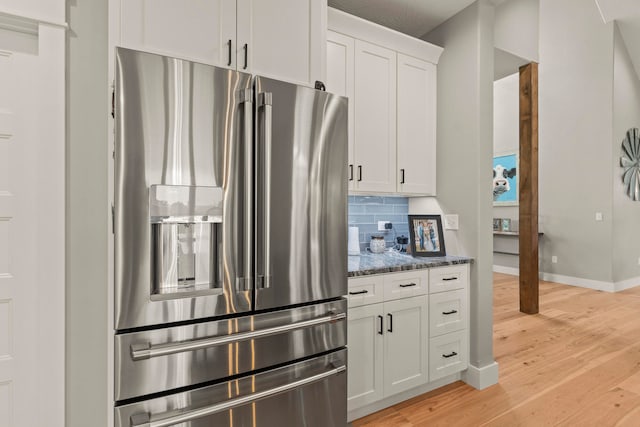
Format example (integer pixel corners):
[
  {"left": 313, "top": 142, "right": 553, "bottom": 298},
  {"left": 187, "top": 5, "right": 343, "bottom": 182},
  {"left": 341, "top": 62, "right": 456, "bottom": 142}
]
[
  {"left": 254, "top": 76, "right": 348, "bottom": 310},
  {"left": 114, "top": 48, "right": 253, "bottom": 330},
  {"left": 115, "top": 349, "right": 346, "bottom": 427},
  {"left": 115, "top": 299, "right": 346, "bottom": 401}
]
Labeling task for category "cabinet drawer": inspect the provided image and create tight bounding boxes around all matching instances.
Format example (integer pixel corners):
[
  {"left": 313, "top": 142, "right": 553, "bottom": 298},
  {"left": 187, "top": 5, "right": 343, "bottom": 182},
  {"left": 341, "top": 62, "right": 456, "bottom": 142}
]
[
  {"left": 383, "top": 270, "right": 428, "bottom": 301},
  {"left": 429, "top": 330, "right": 468, "bottom": 381},
  {"left": 347, "top": 276, "right": 384, "bottom": 308},
  {"left": 429, "top": 265, "right": 468, "bottom": 293},
  {"left": 429, "top": 289, "right": 467, "bottom": 337}
]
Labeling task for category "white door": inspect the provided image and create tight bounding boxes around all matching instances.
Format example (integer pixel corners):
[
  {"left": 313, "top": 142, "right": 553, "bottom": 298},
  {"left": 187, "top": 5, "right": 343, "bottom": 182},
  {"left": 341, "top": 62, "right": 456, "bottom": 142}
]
[
  {"left": 118, "top": 0, "right": 237, "bottom": 67},
  {"left": 397, "top": 53, "right": 437, "bottom": 195},
  {"left": 353, "top": 40, "right": 396, "bottom": 193},
  {"left": 383, "top": 295, "right": 428, "bottom": 396},
  {"left": 347, "top": 303, "right": 384, "bottom": 411},
  {"left": 0, "top": 23, "right": 65, "bottom": 427},
  {"left": 237, "top": 0, "right": 325, "bottom": 86},
  {"left": 326, "top": 30, "right": 355, "bottom": 189}
]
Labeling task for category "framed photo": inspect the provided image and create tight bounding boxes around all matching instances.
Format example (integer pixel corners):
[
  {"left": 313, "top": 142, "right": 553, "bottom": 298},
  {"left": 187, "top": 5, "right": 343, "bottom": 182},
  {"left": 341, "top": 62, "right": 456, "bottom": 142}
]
[
  {"left": 408, "top": 215, "right": 446, "bottom": 257},
  {"left": 493, "top": 218, "right": 502, "bottom": 231},
  {"left": 501, "top": 218, "right": 511, "bottom": 232},
  {"left": 493, "top": 152, "right": 518, "bottom": 206}
]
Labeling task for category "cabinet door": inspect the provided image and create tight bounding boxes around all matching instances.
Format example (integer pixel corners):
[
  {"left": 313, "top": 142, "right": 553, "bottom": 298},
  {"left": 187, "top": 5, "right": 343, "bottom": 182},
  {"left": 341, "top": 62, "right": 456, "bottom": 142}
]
[
  {"left": 326, "top": 30, "right": 355, "bottom": 189},
  {"left": 354, "top": 40, "right": 396, "bottom": 193},
  {"left": 119, "top": 0, "right": 236, "bottom": 67},
  {"left": 347, "top": 303, "right": 384, "bottom": 412},
  {"left": 397, "top": 53, "right": 437, "bottom": 195},
  {"left": 237, "top": 0, "right": 325, "bottom": 86},
  {"left": 383, "top": 295, "right": 428, "bottom": 396}
]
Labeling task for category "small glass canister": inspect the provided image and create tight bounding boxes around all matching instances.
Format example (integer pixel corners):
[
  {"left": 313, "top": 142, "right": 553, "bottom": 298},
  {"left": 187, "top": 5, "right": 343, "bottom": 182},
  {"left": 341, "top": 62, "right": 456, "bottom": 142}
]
[{"left": 369, "top": 235, "right": 386, "bottom": 254}]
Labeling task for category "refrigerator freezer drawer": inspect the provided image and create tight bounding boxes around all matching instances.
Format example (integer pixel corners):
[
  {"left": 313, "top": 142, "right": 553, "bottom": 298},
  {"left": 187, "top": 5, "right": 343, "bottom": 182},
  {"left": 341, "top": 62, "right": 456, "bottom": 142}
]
[
  {"left": 115, "top": 349, "right": 347, "bottom": 427},
  {"left": 115, "top": 299, "right": 347, "bottom": 401}
]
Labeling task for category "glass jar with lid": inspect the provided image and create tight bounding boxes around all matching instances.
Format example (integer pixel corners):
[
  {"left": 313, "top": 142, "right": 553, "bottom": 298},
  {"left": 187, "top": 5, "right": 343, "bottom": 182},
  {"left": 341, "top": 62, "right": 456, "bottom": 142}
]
[{"left": 369, "top": 235, "right": 386, "bottom": 254}]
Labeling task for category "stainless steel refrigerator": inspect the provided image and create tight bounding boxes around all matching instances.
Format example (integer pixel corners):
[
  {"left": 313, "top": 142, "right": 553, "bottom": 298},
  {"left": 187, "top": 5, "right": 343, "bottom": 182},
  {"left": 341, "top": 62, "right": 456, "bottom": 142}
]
[{"left": 113, "top": 47, "right": 347, "bottom": 426}]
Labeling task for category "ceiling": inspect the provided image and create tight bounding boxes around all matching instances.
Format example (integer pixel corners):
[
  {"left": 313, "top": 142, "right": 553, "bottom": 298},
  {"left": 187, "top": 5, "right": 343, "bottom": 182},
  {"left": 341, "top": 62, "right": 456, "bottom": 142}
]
[
  {"left": 328, "top": 0, "right": 479, "bottom": 38},
  {"left": 595, "top": 0, "right": 640, "bottom": 80}
]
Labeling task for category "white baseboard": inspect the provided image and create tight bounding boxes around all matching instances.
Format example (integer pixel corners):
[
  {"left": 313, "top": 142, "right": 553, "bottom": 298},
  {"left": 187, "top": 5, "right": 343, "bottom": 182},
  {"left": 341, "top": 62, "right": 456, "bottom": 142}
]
[
  {"left": 462, "top": 361, "right": 499, "bottom": 390},
  {"left": 492, "top": 265, "right": 519, "bottom": 275},
  {"left": 614, "top": 275, "right": 640, "bottom": 292},
  {"left": 537, "top": 272, "right": 640, "bottom": 293}
]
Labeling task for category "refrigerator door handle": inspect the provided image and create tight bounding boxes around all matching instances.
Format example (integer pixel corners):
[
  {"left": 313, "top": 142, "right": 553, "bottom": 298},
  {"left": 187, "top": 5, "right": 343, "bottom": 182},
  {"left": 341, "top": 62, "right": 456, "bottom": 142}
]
[
  {"left": 257, "top": 92, "right": 273, "bottom": 289},
  {"left": 130, "top": 311, "right": 347, "bottom": 361},
  {"left": 129, "top": 364, "right": 346, "bottom": 427},
  {"left": 239, "top": 88, "right": 254, "bottom": 292}
]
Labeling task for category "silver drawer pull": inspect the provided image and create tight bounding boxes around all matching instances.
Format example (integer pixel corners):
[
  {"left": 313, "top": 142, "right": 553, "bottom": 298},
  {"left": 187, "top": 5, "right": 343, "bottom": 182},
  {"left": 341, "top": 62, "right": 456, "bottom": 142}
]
[
  {"left": 129, "top": 365, "right": 346, "bottom": 427},
  {"left": 442, "top": 277, "right": 457, "bottom": 281},
  {"left": 442, "top": 351, "right": 458, "bottom": 359},
  {"left": 130, "top": 312, "right": 346, "bottom": 361},
  {"left": 399, "top": 283, "right": 417, "bottom": 288},
  {"left": 348, "top": 290, "right": 368, "bottom": 295},
  {"left": 442, "top": 309, "right": 458, "bottom": 315}
]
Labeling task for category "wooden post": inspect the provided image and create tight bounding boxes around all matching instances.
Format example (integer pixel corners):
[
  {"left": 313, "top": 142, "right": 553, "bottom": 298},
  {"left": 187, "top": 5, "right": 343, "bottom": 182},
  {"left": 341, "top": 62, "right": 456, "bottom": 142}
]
[{"left": 519, "top": 63, "right": 539, "bottom": 314}]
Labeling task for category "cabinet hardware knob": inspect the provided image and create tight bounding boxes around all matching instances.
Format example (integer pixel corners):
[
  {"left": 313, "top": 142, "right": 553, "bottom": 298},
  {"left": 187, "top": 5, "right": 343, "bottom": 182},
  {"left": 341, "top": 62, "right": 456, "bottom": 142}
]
[
  {"left": 442, "top": 309, "right": 458, "bottom": 315},
  {"left": 387, "top": 313, "right": 393, "bottom": 332},
  {"left": 357, "top": 165, "right": 362, "bottom": 182},
  {"left": 399, "top": 283, "right": 416, "bottom": 288},
  {"left": 400, "top": 168, "right": 405, "bottom": 184},
  {"left": 442, "top": 351, "right": 458, "bottom": 358},
  {"left": 442, "top": 277, "right": 457, "bottom": 281},
  {"left": 348, "top": 290, "right": 368, "bottom": 295},
  {"left": 377, "top": 315, "right": 383, "bottom": 335},
  {"left": 227, "top": 39, "right": 232, "bottom": 66},
  {"left": 349, "top": 164, "right": 354, "bottom": 181}
]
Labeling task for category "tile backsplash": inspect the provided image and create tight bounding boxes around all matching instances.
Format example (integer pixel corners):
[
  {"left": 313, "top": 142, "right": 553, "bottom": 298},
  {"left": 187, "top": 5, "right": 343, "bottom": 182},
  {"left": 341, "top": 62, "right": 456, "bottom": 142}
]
[{"left": 348, "top": 196, "right": 410, "bottom": 252}]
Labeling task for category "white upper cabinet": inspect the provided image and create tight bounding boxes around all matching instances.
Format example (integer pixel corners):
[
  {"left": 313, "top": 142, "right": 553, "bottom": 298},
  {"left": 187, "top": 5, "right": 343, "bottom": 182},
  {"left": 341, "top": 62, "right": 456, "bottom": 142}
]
[
  {"left": 397, "top": 53, "right": 437, "bottom": 195},
  {"left": 353, "top": 40, "right": 397, "bottom": 193},
  {"left": 237, "top": 0, "right": 325, "bottom": 86},
  {"left": 119, "top": 0, "right": 237, "bottom": 68},
  {"left": 327, "top": 8, "right": 443, "bottom": 195},
  {"left": 117, "top": 0, "right": 325, "bottom": 87},
  {"left": 326, "top": 30, "right": 355, "bottom": 189}
]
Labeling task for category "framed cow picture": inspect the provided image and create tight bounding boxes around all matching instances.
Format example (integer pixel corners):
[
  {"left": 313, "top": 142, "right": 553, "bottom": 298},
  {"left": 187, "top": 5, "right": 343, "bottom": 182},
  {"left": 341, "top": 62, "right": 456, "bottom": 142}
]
[{"left": 493, "top": 152, "right": 518, "bottom": 206}]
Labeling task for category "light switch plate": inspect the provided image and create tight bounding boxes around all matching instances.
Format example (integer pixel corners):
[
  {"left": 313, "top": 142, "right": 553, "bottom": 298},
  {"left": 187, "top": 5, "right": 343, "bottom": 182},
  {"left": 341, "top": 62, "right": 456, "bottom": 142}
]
[
  {"left": 595, "top": 212, "right": 603, "bottom": 221},
  {"left": 444, "top": 214, "right": 459, "bottom": 230}
]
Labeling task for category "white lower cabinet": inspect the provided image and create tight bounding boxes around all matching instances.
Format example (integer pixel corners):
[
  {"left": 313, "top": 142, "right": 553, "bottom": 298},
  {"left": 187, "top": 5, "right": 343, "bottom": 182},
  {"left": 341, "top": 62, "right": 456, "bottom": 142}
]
[
  {"left": 347, "top": 264, "right": 470, "bottom": 416},
  {"left": 383, "top": 296, "right": 429, "bottom": 396},
  {"left": 347, "top": 303, "right": 384, "bottom": 409}
]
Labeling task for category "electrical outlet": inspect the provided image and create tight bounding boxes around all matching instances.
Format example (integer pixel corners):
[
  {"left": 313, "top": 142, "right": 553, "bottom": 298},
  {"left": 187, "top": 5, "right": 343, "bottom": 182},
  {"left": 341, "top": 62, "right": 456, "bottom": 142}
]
[
  {"left": 552, "top": 255, "right": 558, "bottom": 264},
  {"left": 378, "top": 221, "right": 390, "bottom": 231},
  {"left": 595, "top": 212, "right": 603, "bottom": 221},
  {"left": 444, "top": 214, "right": 459, "bottom": 230}
]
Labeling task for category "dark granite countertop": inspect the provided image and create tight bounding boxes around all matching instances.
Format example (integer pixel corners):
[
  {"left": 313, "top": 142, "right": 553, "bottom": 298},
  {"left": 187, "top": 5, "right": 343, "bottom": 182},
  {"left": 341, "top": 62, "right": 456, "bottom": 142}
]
[{"left": 348, "top": 251, "right": 473, "bottom": 277}]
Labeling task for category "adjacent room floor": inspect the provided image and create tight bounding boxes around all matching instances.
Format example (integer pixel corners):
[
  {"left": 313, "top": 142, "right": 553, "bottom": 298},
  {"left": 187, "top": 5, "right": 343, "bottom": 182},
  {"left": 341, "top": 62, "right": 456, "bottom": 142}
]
[{"left": 353, "top": 272, "right": 640, "bottom": 426}]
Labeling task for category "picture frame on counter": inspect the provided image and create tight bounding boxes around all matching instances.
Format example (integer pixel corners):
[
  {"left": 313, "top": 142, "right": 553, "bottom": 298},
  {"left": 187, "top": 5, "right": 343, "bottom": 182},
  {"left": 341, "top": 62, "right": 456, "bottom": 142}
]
[{"left": 408, "top": 214, "right": 446, "bottom": 257}]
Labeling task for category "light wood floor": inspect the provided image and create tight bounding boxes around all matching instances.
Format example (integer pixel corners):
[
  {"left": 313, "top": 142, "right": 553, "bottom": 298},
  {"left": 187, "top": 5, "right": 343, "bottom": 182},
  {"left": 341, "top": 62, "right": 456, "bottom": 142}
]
[{"left": 353, "top": 272, "right": 640, "bottom": 427}]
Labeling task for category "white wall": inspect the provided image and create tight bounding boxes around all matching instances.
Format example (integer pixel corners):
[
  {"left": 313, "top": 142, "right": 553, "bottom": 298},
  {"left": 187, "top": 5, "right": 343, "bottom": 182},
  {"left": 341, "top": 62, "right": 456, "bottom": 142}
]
[
  {"left": 538, "top": 0, "right": 614, "bottom": 282},
  {"left": 494, "top": 0, "right": 539, "bottom": 62},
  {"left": 66, "top": 0, "right": 109, "bottom": 426},
  {"left": 612, "top": 24, "right": 640, "bottom": 283},
  {"left": 419, "top": 0, "right": 497, "bottom": 386}
]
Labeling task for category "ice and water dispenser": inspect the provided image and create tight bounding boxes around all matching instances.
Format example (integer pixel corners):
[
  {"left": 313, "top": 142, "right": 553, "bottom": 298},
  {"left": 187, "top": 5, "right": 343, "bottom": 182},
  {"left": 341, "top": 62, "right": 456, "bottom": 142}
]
[{"left": 149, "top": 185, "right": 224, "bottom": 297}]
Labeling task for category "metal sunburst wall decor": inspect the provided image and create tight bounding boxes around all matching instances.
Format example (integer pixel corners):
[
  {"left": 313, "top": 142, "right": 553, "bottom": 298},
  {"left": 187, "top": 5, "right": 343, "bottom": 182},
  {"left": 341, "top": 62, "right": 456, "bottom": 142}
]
[{"left": 621, "top": 127, "right": 640, "bottom": 201}]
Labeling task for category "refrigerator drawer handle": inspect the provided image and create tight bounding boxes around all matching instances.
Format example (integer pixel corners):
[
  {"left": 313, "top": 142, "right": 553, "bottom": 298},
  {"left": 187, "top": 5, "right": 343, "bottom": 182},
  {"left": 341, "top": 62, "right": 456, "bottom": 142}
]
[
  {"left": 130, "top": 312, "right": 346, "bottom": 360},
  {"left": 129, "top": 364, "right": 346, "bottom": 427}
]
